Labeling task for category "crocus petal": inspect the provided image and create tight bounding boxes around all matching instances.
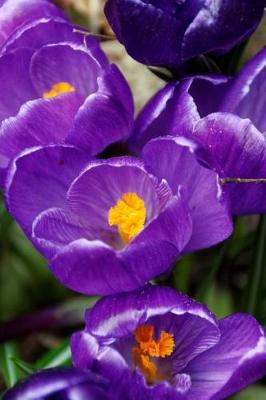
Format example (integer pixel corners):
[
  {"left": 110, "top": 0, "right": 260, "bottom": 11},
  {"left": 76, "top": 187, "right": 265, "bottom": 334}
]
[
  {"left": 220, "top": 47, "right": 266, "bottom": 132},
  {"left": 84, "top": 285, "right": 217, "bottom": 339},
  {"left": 30, "top": 43, "right": 101, "bottom": 98},
  {"left": 67, "top": 157, "right": 170, "bottom": 230},
  {"left": 183, "top": 0, "right": 265, "bottom": 61},
  {"left": 130, "top": 80, "right": 200, "bottom": 154},
  {"left": 2, "top": 367, "right": 110, "bottom": 400},
  {"left": 193, "top": 113, "right": 266, "bottom": 215},
  {"left": 0, "top": 0, "right": 65, "bottom": 47},
  {"left": 50, "top": 239, "right": 137, "bottom": 295},
  {"left": 185, "top": 313, "right": 266, "bottom": 400},
  {"left": 32, "top": 207, "right": 92, "bottom": 259},
  {"left": 0, "top": 48, "right": 37, "bottom": 120},
  {"left": 0, "top": 17, "right": 84, "bottom": 55},
  {"left": 143, "top": 137, "right": 233, "bottom": 252},
  {"left": 5, "top": 145, "right": 90, "bottom": 236},
  {"left": 67, "top": 64, "right": 134, "bottom": 155},
  {"left": 71, "top": 330, "right": 128, "bottom": 382},
  {"left": 0, "top": 93, "right": 83, "bottom": 183}
]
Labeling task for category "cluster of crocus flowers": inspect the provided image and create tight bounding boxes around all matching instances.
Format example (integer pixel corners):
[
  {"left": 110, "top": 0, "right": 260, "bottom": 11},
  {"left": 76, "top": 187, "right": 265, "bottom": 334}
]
[{"left": 1, "top": 0, "right": 266, "bottom": 399}]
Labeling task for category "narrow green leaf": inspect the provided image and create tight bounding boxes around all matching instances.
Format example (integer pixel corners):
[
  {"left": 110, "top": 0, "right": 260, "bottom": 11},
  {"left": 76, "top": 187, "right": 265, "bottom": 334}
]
[
  {"left": 9, "top": 357, "right": 36, "bottom": 375},
  {"left": 35, "top": 339, "right": 71, "bottom": 369},
  {"left": 0, "top": 342, "right": 20, "bottom": 388},
  {"left": 246, "top": 215, "right": 266, "bottom": 315}
]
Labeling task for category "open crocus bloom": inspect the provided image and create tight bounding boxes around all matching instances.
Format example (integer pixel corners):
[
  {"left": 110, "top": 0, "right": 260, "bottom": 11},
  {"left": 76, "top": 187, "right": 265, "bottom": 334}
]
[
  {"left": 3, "top": 368, "right": 112, "bottom": 400},
  {"left": 104, "top": 0, "right": 265, "bottom": 70},
  {"left": 71, "top": 285, "right": 266, "bottom": 400},
  {"left": 0, "top": 16, "right": 133, "bottom": 186},
  {"left": 5, "top": 136, "right": 232, "bottom": 295}
]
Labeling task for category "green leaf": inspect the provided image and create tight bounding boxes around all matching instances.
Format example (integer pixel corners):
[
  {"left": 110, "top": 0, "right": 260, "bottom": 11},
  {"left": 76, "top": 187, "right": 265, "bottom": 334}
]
[
  {"left": 35, "top": 339, "right": 71, "bottom": 369},
  {"left": 0, "top": 342, "right": 21, "bottom": 388},
  {"left": 9, "top": 357, "right": 36, "bottom": 376},
  {"left": 233, "top": 384, "right": 266, "bottom": 399}
]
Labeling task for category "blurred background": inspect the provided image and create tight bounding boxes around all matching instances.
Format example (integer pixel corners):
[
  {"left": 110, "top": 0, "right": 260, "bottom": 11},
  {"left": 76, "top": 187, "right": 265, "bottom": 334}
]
[{"left": 0, "top": 1, "right": 266, "bottom": 398}]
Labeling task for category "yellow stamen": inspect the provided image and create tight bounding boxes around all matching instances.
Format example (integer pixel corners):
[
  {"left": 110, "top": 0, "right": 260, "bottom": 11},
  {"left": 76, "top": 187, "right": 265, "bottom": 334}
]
[
  {"left": 43, "top": 82, "right": 75, "bottom": 99},
  {"left": 132, "top": 324, "right": 175, "bottom": 384},
  {"left": 108, "top": 192, "right": 146, "bottom": 244}
]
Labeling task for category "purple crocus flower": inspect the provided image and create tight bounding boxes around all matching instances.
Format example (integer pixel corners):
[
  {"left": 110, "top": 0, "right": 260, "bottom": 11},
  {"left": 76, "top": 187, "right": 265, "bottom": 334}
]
[
  {"left": 3, "top": 367, "right": 112, "bottom": 400},
  {"left": 0, "top": 16, "right": 134, "bottom": 186},
  {"left": 5, "top": 137, "right": 232, "bottom": 295},
  {"left": 130, "top": 57, "right": 266, "bottom": 216},
  {"left": 71, "top": 285, "right": 266, "bottom": 400},
  {"left": 0, "top": 0, "right": 65, "bottom": 48},
  {"left": 104, "top": 0, "right": 265, "bottom": 70}
]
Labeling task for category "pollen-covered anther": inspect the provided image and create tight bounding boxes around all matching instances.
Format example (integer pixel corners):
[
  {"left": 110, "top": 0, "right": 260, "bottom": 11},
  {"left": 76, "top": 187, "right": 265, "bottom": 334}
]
[
  {"left": 43, "top": 82, "right": 75, "bottom": 99},
  {"left": 108, "top": 192, "right": 146, "bottom": 244},
  {"left": 132, "top": 324, "right": 175, "bottom": 383}
]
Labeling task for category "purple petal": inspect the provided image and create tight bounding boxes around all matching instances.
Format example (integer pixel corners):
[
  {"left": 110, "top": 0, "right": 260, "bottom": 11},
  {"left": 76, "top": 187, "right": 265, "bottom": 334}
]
[
  {"left": 0, "top": 48, "right": 37, "bottom": 120},
  {"left": 193, "top": 113, "right": 266, "bottom": 215},
  {"left": 0, "top": 0, "right": 65, "bottom": 47},
  {"left": 85, "top": 285, "right": 217, "bottom": 339},
  {"left": 50, "top": 239, "right": 137, "bottom": 295},
  {"left": 0, "top": 93, "right": 83, "bottom": 183},
  {"left": 183, "top": 0, "right": 265, "bottom": 61},
  {"left": 1, "top": 17, "right": 84, "bottom": 55},
  {"left": 67, "top": 157, "right": 170, "bottom": 231},
  {"left": 30, "top": 43, "right": 101, "bottom": 98},
  {"left": 67, "top": 64, "right": 134, "bottom": 155},
  {"left": 143, "top": 137, "right": 233, "bottom": 252},
  {"left": 5, "top": 145, "right": 90, "bottom": 236},
  {"left": 2, "top": 367, "right": 110, "bottom": 400},
  {"left": 185, "top": 313, "right": 266, "bottom": 400},
  {"left": 221, "top": 47, "right": 266, "bottom": 132}
]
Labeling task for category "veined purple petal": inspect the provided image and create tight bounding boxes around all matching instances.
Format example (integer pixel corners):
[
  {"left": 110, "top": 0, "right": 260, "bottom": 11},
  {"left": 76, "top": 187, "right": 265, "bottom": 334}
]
[
  {"left": 0, "top": 17, "right": 84, "bottom": 55},
  {"left": 185, "top": 313, "right": 266, "bottom": 400},
  {"left": 67, "top": 64, "right": 134, "bottom": 155},
  {"left": 0, "top": 0, "right": 65, "bottom": 47},
  {"left": 220, "top": 47, "right": 266, "bottom": 132},
  {"left": 193, "top": 112, "right": 266, "bottom": 215},
  {"left": 30, "top": 43, "right": 101, "bottom": 98},
  {"left": 5, "top": 145, "right": 90, "bottom": 236},
  {"left": 0, "top": 48, "right": 37, "bottom": 120},
  {"left": 143, "top": 137, "right": 233, "bottom": 252}
]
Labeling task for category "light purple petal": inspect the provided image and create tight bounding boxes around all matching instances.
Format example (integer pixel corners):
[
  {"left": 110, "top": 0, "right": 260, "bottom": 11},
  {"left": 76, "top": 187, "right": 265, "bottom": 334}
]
[
  {"left": 0, "top": 0, "right": 65, "bottom": 47},
  {"left": 0, "top": 48, "right": 37, "bottom": 120},
  {"left": 85, "top": 285, "right": 217, "bottom": 339},
  {"left": 0, "top": 93, "right": 83, "bottom": 182},
  {"left": 220, "top": 47, "right": 266, "bottom": 132},
  {"left": 5, "top": 145, "right": 90, "bottom": 236},
  {"left": 143, "top": 137, "right": 233, "bottom": 252},
  {"left": 185, "top": 313, "right": 266, "bottom": 400},
  {"left": 30, "top": 43, "right": 101, "bottom": 98},
  {"left": 67, "top": 64, "right": 134, "bottom": 155},
  {"left": 193, "top": 113, "right": 266, "bottom": 215}
]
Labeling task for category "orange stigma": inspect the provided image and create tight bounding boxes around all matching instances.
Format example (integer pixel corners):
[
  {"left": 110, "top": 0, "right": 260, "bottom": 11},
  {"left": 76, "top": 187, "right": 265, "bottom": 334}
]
[
  {"left": 108, "top": 192, "right": 146, "bottom": 244},
  {"left": 43, "top": 82, "right": 75, "bottom": 99},
  {"left": 132, "top": 324, "right": 175, "bottom": 384}
]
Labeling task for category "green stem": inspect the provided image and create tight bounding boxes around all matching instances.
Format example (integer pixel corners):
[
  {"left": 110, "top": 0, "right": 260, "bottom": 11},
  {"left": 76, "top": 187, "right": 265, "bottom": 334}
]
[{"left": 246, "top": 216, "right": 266, "bottom": 315}]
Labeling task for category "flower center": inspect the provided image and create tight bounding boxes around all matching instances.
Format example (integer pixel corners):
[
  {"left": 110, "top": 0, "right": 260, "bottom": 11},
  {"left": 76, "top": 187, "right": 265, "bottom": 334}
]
[
  {"left": 132, "top": 324, "right": 175, "bottom": 384},
  {"left": 108, "top": 192, "right": 146, "bottom": 244},
  {"left": 43, "top": 82, "right": 75, "bottom": 99}
]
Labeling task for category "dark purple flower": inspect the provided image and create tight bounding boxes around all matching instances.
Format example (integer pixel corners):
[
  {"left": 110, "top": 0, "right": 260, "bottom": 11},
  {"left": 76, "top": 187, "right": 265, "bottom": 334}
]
[
  {"left": 71, "top": 285, "right": 266, "bottom": 400},
  {"left": 2, "top": 367, "right": 112, "bottom": 400},
  {"left": 5, "top": 138, "right": 232, "bottom": 295},
  {"left": 0, "top": 0, "right": 65, "bottom": 48},
  {"left": 0, "top": 17, "right": 134, "bottom": 186},
  {"left": 130, "top": 60, "right": 266, "bottom": 216},
  {"left": 104, "top": 0, "right": 265, "bottom": 69}
]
